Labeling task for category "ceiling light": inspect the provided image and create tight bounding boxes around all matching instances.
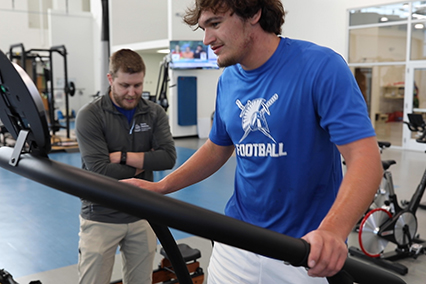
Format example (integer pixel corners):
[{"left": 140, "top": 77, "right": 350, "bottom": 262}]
[
  {"left": 412, "top": 13, "right": 426, "bottom": 19},
  {"left": 380, "top": 16, "right": 389, "bottom": 22},
  {"left": 414, "top": 23, "right": 424, "bottom": 29}
]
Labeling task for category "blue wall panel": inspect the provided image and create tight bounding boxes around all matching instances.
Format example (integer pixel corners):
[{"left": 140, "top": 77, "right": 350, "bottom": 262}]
[{"left": 177, "top": 76, "right": 197, "bottom": 126}]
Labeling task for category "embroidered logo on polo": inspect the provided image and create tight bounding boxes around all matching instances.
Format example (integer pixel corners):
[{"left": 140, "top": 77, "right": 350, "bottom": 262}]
[
  {"left": 134, "top": 122, "right": 151, "bottom": 132},
  {"left": 235, "top": 93, "right": 287, "bottom": 157}
]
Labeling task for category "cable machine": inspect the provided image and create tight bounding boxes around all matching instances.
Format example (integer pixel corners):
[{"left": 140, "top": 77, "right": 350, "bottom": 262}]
[{"left": 154, "top": 54, "right": 171, "bottom": 112}]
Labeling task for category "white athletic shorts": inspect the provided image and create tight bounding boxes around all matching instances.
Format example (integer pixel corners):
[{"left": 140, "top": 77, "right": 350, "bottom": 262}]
[{"left": 207, "top": 242, "right": 328, "bottom": 284}]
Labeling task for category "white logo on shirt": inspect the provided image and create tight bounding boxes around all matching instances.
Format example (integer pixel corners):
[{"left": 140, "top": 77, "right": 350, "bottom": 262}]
[
  {"left": 236, "top": 94, "right": 278, "bottom": 143},
  {"left": 134, "top": 123, "right": 151, "bottom": 132}
]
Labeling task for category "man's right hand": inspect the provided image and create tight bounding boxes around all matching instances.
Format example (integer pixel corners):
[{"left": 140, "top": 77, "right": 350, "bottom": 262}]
[{"left": 120, "top": 178, "right": 161, "bottom": 193}]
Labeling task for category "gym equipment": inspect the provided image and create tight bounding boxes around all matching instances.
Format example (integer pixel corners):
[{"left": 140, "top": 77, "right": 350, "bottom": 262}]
[
  {"left": 154, "top": 55, "right": 170, "bottom": 112},
  {"left": 404, "top": 113, "right": 426, "bottom": 140},
  {"left": 0, "top": 269, "right": 18, "bottom": 284},
  {"left": 100, "top": 0, "right": 110, "bottom": 95},
  {"left": 404, "top": 113, "right": 426, "bottom": 210},
  {"left": 1, "top": 122, "right": 9, "bottom": 146},
  {"left": 373, "top": 141, "right": 395, "bottom": 210},
  {"left": 349, "top": 116, "right": 426, "bottom": 275},
  {"left": 153, "top": 244, "right": 204, "bottom": 284},
  {"left": 9, "top": 43, "right": 75, "bottom": 139},
  {"left": 0, "top": 268, "right": 41, "bottom": 284},
  {"left": 0, "top": 49, "right": 406, "bottom": 284},
  {"left": 111, "top": 244, "right": 204, "bottom": 284}
]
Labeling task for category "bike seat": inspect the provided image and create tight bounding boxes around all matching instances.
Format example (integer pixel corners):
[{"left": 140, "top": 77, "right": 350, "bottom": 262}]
[
  {"left": 378, "top": 141, "right": 391, "bottom": 149},
  {"left": 382, "top": 160, "right": 396, "bottom": 170},
  {"left": 416, "top": 136, "right": 426, "bottom": 144},
  {"left": 160, "top": 243, "right": 201, "bottom": 262}
]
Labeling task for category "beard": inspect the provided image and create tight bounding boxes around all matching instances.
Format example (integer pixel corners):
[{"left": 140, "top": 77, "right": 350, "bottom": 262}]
[
  {"left": 111, "top": 88, "right": 141, "bottom": 110},
  {"left": 216, "top": 33, "right": 254, "bottom": 68},
  {"left": 217, "top": 55, "right": 239, "bottom": 68}
]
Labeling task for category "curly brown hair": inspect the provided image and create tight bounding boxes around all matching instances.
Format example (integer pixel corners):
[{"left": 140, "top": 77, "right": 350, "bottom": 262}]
[
  {"left": 183, "top": 0, "right": 285, "bottom": 35},
  {"left": 109, "top": 49, "right": 146, "bottom": 78}
]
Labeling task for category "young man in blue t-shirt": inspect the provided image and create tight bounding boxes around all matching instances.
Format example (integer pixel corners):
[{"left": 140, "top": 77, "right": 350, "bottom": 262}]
[{"left": 122, "top": 1, "right": 383, "bottom": 283}]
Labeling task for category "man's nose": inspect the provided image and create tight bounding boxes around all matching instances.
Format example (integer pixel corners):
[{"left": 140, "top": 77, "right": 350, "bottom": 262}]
[
  {"left": 203, "top": 29, "right": 214, "bottom": 46},
  {"left": 128, "top": 86, "right": 137, "bottom": 96}
]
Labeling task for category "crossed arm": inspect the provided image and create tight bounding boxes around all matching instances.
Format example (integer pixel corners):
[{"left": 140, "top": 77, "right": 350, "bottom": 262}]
[{"left": 109, "top": 151, "right": 146, "bottom": 175}]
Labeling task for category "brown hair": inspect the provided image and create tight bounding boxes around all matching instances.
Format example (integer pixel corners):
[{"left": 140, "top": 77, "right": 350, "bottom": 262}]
[
  {"left": 183, "top": 0, "right": 285, "bottom": 35},
  {"left": 109, "top": 49, "right": 146, "bottom": 78}
]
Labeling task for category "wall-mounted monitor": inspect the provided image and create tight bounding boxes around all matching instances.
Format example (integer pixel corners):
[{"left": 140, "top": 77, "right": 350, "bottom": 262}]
[{"left": 169, "top": 40, "right": 219, "bottom": 70}]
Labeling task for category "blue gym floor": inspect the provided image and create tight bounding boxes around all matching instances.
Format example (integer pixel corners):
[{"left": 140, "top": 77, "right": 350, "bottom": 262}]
[{"left": 0, "top": 143, "right": 235, "bottom": 280}]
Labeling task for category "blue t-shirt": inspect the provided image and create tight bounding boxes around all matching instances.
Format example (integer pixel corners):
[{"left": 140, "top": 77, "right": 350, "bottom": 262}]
[{"left": 209, "top": 37, "right": 375, "bottom": 238}]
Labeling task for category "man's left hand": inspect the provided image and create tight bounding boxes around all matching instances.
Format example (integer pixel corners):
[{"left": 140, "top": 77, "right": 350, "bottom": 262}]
[{"left": 301, "top": 229, "right": 347, "bottom": 278}]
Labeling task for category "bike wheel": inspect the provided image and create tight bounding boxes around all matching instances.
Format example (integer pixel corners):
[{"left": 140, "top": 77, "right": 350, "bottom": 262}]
[
  {"left": 394, "top": 211, "right": 417, "bottom": 246},
  {"left": 358, "top": 208, "right": 392, "bottom": 257}
]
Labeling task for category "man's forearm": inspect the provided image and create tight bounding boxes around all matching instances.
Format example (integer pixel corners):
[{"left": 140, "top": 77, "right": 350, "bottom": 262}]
[{"left": 126, "top": 152, "right": 144, "bottom": 169}]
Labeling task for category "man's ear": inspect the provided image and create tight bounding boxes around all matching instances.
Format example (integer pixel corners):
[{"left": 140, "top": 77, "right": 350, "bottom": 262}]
[
  {"left": 107, "top": 73, "right": 113, "bottom": 85},
  {"left": 250, "top": 9, "right": 262, "bottom": 25}
]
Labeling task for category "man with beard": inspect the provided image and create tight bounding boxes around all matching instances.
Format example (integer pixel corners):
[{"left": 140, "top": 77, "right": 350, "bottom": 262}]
[{"left": 75, "top": 49, "right": 176, "bottom": 284}]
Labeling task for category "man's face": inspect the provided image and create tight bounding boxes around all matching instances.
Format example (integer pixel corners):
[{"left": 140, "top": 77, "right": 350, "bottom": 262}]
[
  {"left": 198, "top": 9, "right": 254, "bottom": 68},
  {"left": 108, "top": 70, "right": 144, "bottom": 110}
]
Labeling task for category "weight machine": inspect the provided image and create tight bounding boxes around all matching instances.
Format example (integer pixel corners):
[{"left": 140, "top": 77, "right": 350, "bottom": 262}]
[{"left": 8, "top": 43, "right": 75, "bottom": 139}]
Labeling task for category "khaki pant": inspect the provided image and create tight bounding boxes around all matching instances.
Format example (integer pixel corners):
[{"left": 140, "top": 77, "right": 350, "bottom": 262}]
[{"left": 78, "top": 217, "right": 156, "bottom": 284}]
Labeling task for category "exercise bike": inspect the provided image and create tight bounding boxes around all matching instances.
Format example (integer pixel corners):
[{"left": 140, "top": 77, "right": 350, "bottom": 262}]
[
  {"left": 372, "top": 141, "right": 395, "bottom": 210},
  {"left": 349, "top": 115, "right": 426, "bottom": 275}
]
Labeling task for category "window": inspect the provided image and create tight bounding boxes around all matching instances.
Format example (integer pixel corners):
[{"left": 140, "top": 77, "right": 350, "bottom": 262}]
[
  {"left": 348, "top": 1, "right": 426, "bottom": 148},
  {"left": 349, "top": 3, "right": 410, "bottom": 26},
  {"left": 349, "top": 25, "right": 407, "bottom": 63}
]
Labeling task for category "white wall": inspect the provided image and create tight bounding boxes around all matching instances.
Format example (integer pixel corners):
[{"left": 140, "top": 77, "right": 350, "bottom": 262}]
[
  {"left": 52, "top": 0, "right": 84, "bottom": 12},
  {"left": 168, "top": 0, "right": 205, "bottom": 41},
  {"left": 283, "top": 0, "right": 399, "bottom": 58},
  {"left": 48, "top": 10, "right": 95, "bottom": 114},
  {"left": 0, "top": 2, "right": 50, "bottom": 52},
  {"left": 110, "top": 0, "right": 168, "bottom": 46}
]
